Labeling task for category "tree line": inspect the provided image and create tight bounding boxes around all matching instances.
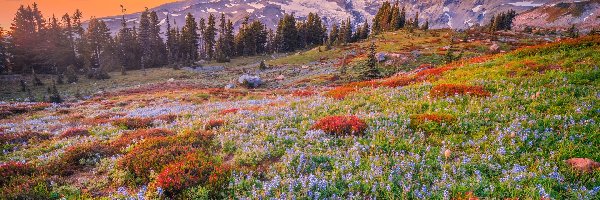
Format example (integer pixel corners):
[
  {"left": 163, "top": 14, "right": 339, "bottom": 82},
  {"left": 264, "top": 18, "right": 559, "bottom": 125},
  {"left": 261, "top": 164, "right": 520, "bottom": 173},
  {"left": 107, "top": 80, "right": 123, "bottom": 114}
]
[
  {"left": 0, "top": 4, "right": 376, "bottom": 79},
  {"left": 371, "top": 1, "right": 429, "bottom": 35}
]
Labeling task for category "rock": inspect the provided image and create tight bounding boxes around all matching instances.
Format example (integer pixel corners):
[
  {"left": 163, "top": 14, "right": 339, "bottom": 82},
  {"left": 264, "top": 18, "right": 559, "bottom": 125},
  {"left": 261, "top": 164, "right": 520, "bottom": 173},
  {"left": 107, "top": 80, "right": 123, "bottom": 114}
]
[
  {"left": 225, "top": 83, "right": 236, "bottom": 89},
  {"left": 490, "top": 43, "right": 500, "bottom": 52},
  {"left": 444, "top": 149, "right": 452, "bottom": 159},
  {"left": 167, "top": 78, "right": 175, "bottom": 82},
  {"left": 275, "top": 75, "right": 286, "bottom": 81},
  {"left": 376, "top": 52, "right": 386, "bottom": 62},
  {"left": 442, "top": 46, "right": 451, "bottom": 50},
  {"left": 238, "top": 74, "right": 262, "bottom": 88},
  {"left": 566, "top": 158, "right": 600, "bottom": 173},
  {"left": 301, "top": 65, "right": 310, "bottom": 69},
  {"left": 411, "top": 50, "right": 421, "bottom": 58}
]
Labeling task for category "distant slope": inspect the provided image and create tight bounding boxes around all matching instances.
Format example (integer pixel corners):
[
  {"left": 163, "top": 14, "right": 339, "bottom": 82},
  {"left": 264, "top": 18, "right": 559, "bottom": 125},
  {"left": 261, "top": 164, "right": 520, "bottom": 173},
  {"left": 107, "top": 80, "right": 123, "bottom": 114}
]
[
  {"left": 513, "top": 0, "right": 600, "bottom": 30},
  {"left": 92, "top": 0, "right": 571, "bottom": 34}
]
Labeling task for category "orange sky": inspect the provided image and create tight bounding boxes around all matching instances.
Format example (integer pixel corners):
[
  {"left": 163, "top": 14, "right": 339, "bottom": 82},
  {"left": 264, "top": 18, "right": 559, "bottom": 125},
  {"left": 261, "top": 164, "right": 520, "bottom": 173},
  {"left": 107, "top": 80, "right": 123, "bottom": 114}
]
[{"left": 0, "top": 0, "right": 177, "bottom": 28}]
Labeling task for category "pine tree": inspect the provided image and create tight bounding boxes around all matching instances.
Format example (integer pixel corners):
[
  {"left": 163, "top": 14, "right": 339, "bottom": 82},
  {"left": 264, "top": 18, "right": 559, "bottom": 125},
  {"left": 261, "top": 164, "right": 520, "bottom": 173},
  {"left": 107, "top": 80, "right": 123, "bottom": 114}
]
[
  {"left": 165, "top": 15, "right": 178, "bottom": 66},
  {"left": 182, "top": 13, "right": 199, "bottom": 63},
  {"left": 225, "top": 20, "right": 235, "bottom": 57},
  {"left": 398, "top": 6, "right": 406, "bottom": 29},
  {"left": 259, "top": 60, "right": 267, "bottom": 70},
  {"left": 49, "top": 82, "right": 62, "bottom": 103},
  {"left": 138, "top": 9, "right": 151, "bottom": 72},
  {"left": 421, "top": 20, "right": 429, "bottom": 30},
  {"left": 0, "top": 27, "right": 6, "bottom": 74},
  {"left": 413, "top": 12, "right": 420, "bottom": 29},
  {"left": 328, "top": 23, "right": 339, "bottom": 46},
  {"left": 275, "top": 13, "right": 298, "bottom": 52},
  {"left": 365, "top": 41, "right": 381, "bottom": 79},
  {"left": 343, "top": 18, "right": 353, "bottom": 44},
  {"left": 360, "top": 21, "right": 370, "bottom": 40},
  {"left": 389, "top": 2, "right": 400, "bottom": 31},
  {"left": 148, "top": 11, "right": 167, "bottom": 67},
  {"left": 85, "top": 18, "right": 112, "bottom": 79},
  {"left": 65, "top": 64, "right": 78, "bottom": 83},
  {"left": 9, "top": 4, "right": 46, "bottom": 73},
  {"left": 204, "top": 14, "right": 217, "bottom": 60},
  {"left": 116, "top": 5, "right": 137, "bottom": 72},
  {"left": 566, "top": 25, "right": 579, "bottom": 38},
  {"left": 198, "top": 18, "right": 206, "bottom": 59}
]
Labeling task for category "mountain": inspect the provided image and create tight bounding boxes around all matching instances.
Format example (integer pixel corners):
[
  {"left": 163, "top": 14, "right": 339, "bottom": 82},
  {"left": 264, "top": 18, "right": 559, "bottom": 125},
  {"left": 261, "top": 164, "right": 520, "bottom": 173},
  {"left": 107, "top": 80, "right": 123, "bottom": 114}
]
[
  {"left": 513, "top": 0, "right": 600, "bottom": 30},
  {"left": 94, "top": 0, "right": 598, "bottom": 33}
]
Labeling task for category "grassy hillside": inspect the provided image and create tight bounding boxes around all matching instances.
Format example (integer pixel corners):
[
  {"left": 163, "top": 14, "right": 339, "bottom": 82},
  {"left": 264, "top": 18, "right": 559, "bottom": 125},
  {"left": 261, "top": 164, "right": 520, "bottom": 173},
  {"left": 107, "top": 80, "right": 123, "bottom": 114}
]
[{"left": 0, "top": 34, "right": 598, "bottom": 199}]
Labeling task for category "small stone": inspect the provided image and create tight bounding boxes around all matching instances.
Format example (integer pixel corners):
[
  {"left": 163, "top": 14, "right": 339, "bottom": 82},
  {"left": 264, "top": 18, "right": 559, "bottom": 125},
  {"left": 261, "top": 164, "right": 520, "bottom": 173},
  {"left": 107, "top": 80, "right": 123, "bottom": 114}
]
[
  {"left": 490, "top": 43, "right": 500, "bottom": 52},
  {"left": 167, "top": 78, "right": 175, "bottom": 82},
  {"left": 276, "top": 75, "right": 286, "bottom": 81},
  {"left": 444, "top": 149, "right": 452, "bottom": 159},
  {"left": 566, "top": 158, "right": 600, "bottom": 173}
]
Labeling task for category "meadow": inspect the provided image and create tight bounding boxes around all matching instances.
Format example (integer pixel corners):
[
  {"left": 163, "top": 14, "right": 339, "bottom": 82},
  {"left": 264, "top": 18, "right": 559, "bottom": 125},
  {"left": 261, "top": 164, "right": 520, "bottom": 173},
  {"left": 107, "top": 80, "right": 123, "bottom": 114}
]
[{"left": 0, "top": 32, "right": 599, "bottom": 199}]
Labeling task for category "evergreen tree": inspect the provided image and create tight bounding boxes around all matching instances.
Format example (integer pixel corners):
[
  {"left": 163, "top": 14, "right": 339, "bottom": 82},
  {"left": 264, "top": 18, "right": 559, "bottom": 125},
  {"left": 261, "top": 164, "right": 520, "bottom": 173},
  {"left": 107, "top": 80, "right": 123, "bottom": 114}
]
[
  {"left": 343, "top": 18, "right": 353, "bottom": 44},
  {"left": 165, "top": 15, "right": 178, "bottom": 66},
  {"left": 421, "top": 20, "right": 429, "bottom": 30},
  {"left": 398, "top": 6, "right": 406, "bottom": 29},
  {"left": 275, "top": 13, "right": 298, "bottom": 52},
  {"left": 182, "top": 13, "right": 199, "bottom": 63},
  {"left": 85, "top": 18, "right": 112, "bottom": 79},
  {"left": 9, "top": 4, "right": 46, "bottom": 73},
  {"left": 148, "top": 11, "right": 167, "bottom": 67},
  {"left": 364, "top": 41, "right": 381, "bottom": 79},
  {"left": 389, "top": 2, "right": 400, "bottom": 31},
  {"left": 49, "top": 82, "right": 62, "bottom": 103},
  {"left": 198, "top": 18, "right": 206, "bottom": 59},
  {"left": 413, "top": 12, "right": 420, "bottom": 29},
  {"left": 0, "top": 27, "right": 6, "bottom": 73},
  {"left": 360, "top": 21, "right": 370, "bottom": 40},
  {"left": 204, "top": 14, "right": 217, "bottom": 60},
  {"left": 566, "top": 25, "right": 579, "bottom": 38},
  {"left": 116, "top": 6, "right": 138, "bottom": 71},
  {"left": 328, "top": 23, "right": 339, "bottom": 46},
  {"left": 138, "top": 9, "right": 151, "bottom": 72},
  {"left": 225, "top": 20, "right": 235, "bottom": 58}
]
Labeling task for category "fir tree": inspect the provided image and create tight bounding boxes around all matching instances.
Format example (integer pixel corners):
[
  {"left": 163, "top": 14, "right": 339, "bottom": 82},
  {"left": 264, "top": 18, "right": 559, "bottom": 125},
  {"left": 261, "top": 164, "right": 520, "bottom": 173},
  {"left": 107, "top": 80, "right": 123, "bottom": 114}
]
[
  {"left": 364, "top": 41, "right": 381, "bottom": 79},
  {"left": 421, "top": 20, "right": 429, "bottom": 30},
  {"left": 204, "top": 14, "right": 217, "bottom": 60},
  {"left": 49, "top": 82, "right": 62, "bottom": 103},
  {"left": 275, "top": 13, "right": 298, "bottom": 52},
  {"left": 566, "top": 25, "right": 579, "bottom": 38},
  {"left": 360, "top": 21, "right": 370, "bottom": 40},
  {"left": 182, "top": 13, "right": 199, "bottom": 63},
  {"left": 328, "top": 23, "right": 339, "bottom": 46}
]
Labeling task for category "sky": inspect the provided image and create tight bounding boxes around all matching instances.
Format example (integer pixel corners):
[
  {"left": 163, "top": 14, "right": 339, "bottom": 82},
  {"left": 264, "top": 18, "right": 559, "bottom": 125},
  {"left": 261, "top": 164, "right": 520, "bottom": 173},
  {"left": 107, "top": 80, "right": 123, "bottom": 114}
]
[{"left": 0, "top": 0, "right": 177, "bottom": 28}]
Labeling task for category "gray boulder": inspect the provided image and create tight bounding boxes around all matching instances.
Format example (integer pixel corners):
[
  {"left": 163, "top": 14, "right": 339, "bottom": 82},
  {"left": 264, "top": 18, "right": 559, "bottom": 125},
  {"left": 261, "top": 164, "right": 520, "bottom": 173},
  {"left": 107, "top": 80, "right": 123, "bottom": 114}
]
[{"left": 238, "top": 74, "right": 262, "bottom": 88}]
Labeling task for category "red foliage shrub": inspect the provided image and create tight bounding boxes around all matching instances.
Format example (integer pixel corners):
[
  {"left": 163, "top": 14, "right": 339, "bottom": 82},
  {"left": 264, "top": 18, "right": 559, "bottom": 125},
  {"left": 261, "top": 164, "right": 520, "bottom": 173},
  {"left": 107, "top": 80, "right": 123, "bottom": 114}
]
[
  {"left": 312, "top": 115, "right": 368, "bottom": 136},
  {"left": 47, "top": 142, "right": 117, "bottom": 175},
  {"left": 112, "top": 117, "right": 153, "bottom": 129},
  {"left": 155, "top": 114, "right": 179, "bottom": 122},
  {"left": 205, "top": 119, "right": 225, "bottom": 130},
  {"left": 415, "top": 65, "right": 455, "bottom": 79},
  {"left": 0, "top": 131, "right": 52, "bottom": 145},
  {"left": 117, "top": 131, "right": 214, "bottom": 182},
  {"left": 292, "top": 90, "right": 317, "bottom": 97},
  {"left": 153, "top": 152, "right": 231, "bottom": 196},
  {"left": 325, "top": 87, "right": 357, "bottom": 100},
  {"left": 430, "top": 84, "right": 491, "bottom": 98},
  {"left": 379, "top": 76, "right": 415, "bottom": 87},
  {"left": 0, "top": 103, "right": 50, "bottom": 119},
  {"left": 0, "top": 162, "right": 36, "bottom": 185},
  {"left": 409, "top": 113, "right": 455, "bottom": 128},
  {"left": 219, "top": 108, "right": 239, "bottom": 115},
  {"left": 58, "top": 128, "right": 90, "bottom": 139},
  {"left": 111, "top": 128, "right": 175, "bottom": 150}
]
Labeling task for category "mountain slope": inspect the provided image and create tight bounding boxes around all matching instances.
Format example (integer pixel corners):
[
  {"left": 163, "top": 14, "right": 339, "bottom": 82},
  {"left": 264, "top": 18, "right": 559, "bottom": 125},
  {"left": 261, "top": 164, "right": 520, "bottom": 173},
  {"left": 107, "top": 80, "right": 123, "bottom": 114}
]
[
  {"left": 513, "top": 0, "right": 600, "bottom": 30},
  {"left": 94, "top": 0, "right": 588, "bottom": 33}
]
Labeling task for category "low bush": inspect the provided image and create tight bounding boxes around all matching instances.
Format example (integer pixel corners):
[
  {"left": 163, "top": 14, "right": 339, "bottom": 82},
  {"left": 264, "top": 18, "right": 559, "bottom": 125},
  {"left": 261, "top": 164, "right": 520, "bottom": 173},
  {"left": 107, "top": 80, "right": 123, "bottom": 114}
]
[
  {"left": 0, "top": 131, "right": 52, "bottom": 145},
  {"left": 205, "top": 119, "right": 225, "bottom": 130},
  {"left": 153, "top": 152, "right": 231, "bottom": 198},
  {"left": 117, "top": 131, "right": 214, "bottom": 183},
  {"left": 112, "top": 117, "right": 153, "bottom": 129},
  {"left": 111, "top": 128, "right": 175, "bottom": 150},
  {"left": 58, "top": 128, "right": 90, "bottom": 139},
  {"left": 47, "top": 142, "right": 117, "bottom": 176},
  {"left": 325, "top": 87, "right": 357, "bottom": 100},
  {"left": 219, "top": 108, "right": 239, "bottom": 115},
  {"left": 430, "top": 84, "right": 490, "bottom": 98},
  {"left": 312, "top": 115, "right": 368, "bottom": 136},
  {"left": 0, "top": 162, "right": 36, "bottom": 186}
]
